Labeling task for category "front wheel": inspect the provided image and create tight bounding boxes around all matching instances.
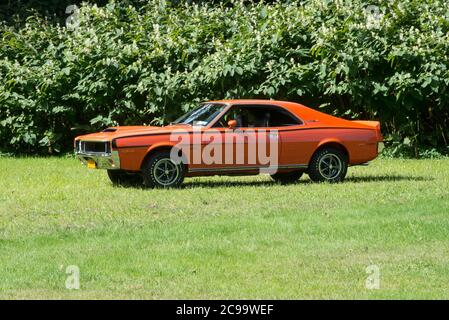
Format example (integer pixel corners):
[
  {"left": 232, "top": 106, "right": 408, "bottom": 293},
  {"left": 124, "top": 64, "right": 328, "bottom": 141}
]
[
  {"left": 142, "top": 151, "right": 185, "bottom": 188},
  {"left": 308, "top": 148, "right": 348, "bottom": 183}
]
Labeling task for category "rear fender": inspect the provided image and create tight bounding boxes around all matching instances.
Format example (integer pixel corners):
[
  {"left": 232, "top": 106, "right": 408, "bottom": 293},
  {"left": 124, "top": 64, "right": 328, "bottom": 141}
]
[
  {"left": 316, "top": 139, "right": 350, "bottom": 161},
  {"left": 352, "top": 120, "right": 383, "bottom": 141}
]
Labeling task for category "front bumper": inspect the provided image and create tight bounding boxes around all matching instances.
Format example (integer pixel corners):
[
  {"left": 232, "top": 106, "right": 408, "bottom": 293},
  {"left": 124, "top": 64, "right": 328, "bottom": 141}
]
[{"left": 75, "top": 150, "right": 121, "bottom": 170}]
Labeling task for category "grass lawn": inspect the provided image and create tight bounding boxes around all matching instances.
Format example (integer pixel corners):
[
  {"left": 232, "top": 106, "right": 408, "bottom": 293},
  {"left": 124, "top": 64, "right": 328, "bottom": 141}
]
[{"left": 0, "top": 156, "right": 448, "bottom": 299}]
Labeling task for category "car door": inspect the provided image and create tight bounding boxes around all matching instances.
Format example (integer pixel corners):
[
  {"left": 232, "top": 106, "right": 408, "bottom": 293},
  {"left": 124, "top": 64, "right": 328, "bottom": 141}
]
[
  {"left": 245, "top": 104, "right": 308, "bottom": 171},
  {"left": 264, "top": 106, "right": 308, "bottom": 167},
  {"left": 209, "top": 105, "right": 252, "bottom": 169},
  {"left": 211, "top": 104, "right": 285, "bottom": 172}
]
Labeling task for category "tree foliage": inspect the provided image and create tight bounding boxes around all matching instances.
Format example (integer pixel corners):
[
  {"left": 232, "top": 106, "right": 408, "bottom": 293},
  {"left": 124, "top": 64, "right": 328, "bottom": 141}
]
[{"left": 1, "top": 0, "right": 448, "bottom": 156}]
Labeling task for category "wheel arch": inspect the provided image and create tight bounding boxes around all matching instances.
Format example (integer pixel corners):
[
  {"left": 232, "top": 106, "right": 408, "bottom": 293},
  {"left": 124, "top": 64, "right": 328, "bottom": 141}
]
[
  {"left": 313, "top": 140, "right": 350, "bottom": 163},
  {"left": 140, "top": 143, "right": 187, "bottom": 170}
]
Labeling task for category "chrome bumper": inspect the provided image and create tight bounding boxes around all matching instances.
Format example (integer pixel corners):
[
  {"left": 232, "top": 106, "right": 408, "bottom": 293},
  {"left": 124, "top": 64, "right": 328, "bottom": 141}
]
[{"left": 75, "top": 150, "right": 121, "bottom": 170}]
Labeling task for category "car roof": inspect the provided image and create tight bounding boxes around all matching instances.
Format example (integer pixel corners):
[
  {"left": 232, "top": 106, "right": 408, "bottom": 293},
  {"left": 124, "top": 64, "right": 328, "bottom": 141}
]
[
  {"left": 209, "top": 99, "right": 295, "bottom": 106},
  {"left": 207, "top": 99, "right": 319, "bottom": 120},
  {"left": 206, "top": 99, "right": 372, "bottom": 129}
]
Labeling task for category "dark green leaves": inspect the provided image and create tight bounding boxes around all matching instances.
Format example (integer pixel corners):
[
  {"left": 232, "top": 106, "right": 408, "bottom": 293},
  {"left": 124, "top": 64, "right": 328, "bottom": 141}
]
[{"left": 0, "top": 0, "right": 448, "bottom": 156}]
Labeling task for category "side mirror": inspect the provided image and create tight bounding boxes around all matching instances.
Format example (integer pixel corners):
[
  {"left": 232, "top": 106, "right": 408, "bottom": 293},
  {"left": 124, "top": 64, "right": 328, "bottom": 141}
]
[{"left": 228, "top": 119, "right": 237, "bottom": 129}]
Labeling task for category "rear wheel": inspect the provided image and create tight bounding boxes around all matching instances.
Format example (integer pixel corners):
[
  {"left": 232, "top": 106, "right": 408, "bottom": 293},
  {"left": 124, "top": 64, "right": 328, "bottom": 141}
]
[
  {"left": 270, "top": 170, "right": 303, "bottom": 184},
  {"left": 308, "top": 147, "right": 348, "bottom": 183},
  {"left": 107, "top": 170, "right": 143, "bottom": 186},
  {"left": 142, "top": 151, "right": 185, "bottom": 188}
]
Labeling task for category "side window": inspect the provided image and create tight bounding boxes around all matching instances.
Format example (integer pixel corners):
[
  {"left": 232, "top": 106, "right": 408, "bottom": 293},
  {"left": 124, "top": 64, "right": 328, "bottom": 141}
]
[
  {"left": 268, "top": 107, "right": 301, "bottom": 126},
  {"left": 213, "top": 106, "right": 245, "bottom": 127},
  {"left": 213, "top": 105, "right": 301, "bottom": 128}
]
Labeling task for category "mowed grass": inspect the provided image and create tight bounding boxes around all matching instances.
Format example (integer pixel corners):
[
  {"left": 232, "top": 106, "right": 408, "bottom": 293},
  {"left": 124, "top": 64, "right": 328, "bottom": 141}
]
[{"left": 0, "top": 157, "right": 449, "bottom": 299}]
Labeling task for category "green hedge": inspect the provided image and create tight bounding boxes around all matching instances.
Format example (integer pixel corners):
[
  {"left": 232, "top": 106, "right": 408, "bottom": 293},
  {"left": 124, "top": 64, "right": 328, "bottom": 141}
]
[{"left": 1, "top": 0, "right": 449, "bottom": 156}]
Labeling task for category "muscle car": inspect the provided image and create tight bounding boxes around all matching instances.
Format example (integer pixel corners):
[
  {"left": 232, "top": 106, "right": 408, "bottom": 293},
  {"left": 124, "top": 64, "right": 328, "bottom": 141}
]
[{"left": 74, "top": 100, "right": 383, "bottom": 187}]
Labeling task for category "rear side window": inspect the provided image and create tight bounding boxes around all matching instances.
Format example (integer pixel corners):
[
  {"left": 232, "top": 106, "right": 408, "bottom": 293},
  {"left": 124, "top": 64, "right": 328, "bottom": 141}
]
[{"left": 268, "top": 107, "right": 302, "bottom": 126}]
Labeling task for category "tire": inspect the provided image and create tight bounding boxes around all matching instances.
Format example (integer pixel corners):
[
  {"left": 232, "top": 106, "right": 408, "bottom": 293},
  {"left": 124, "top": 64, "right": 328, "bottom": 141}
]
[
  {"left": 142, "top": 151, "right": 185, "bottom": 188},
  {"left": 270, "top": 170, "right": 303, "bottom": 184},
  {"left": 308, "top": 147, "right": 348, "bottom": 183},
  {"left": 107, "top": 170, "right": 143, "bottom": 186}
]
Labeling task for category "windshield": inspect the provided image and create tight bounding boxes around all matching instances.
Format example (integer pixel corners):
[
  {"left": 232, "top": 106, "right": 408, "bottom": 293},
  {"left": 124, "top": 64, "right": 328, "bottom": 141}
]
[{"left": 173, "top": 103, "right": 226, "bottom": 126}]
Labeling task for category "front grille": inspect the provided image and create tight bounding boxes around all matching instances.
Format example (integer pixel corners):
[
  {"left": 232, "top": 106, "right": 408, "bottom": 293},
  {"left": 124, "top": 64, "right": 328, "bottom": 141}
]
[{"left": 78, "top": 141, "right": 111, "bottom": 154}]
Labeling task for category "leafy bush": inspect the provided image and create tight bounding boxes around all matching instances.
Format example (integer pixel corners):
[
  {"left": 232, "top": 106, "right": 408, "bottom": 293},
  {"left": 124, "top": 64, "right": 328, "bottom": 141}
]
[{"left": 0, "top": 0, "right": 448, "bottom": 155}]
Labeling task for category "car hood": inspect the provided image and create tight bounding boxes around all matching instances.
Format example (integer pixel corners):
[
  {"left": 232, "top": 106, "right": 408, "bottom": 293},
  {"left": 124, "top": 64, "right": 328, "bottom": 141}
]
[{"left": 75, "top": 124, "right": 192, "bottom": 141}]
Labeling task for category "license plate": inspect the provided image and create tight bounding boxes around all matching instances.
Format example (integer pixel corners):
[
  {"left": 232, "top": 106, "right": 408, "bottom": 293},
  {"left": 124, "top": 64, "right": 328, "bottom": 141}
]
[{"left": 87, "top": 159, "right": 96, "bottom": 169}]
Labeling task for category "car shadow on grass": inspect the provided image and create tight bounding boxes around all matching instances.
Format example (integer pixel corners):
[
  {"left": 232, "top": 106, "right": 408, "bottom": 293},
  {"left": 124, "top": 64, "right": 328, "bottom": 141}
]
[
  {"left": 182, "top": 174, "right": 431, "bottom": 188},
  {"left": 345, "top": 175, "right": 432, "bottom": 183},
  {"left": 110, "top": 174, "right": 431, "bottom": 189}
]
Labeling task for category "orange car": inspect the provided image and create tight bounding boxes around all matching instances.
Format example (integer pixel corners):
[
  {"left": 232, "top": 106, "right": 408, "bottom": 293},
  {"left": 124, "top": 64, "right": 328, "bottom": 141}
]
[{"left": 74, "top": 100, "right": 383, "bottom": 187}]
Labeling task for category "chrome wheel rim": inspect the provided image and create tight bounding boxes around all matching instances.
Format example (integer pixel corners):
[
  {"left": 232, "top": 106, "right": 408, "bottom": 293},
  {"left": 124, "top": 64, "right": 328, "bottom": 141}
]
[
  {"left": 318, "top": 153, "right": 342, "bottom": 180},
  {"left": 153, "top": 158, "right": 179, "bottom": 186}
]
